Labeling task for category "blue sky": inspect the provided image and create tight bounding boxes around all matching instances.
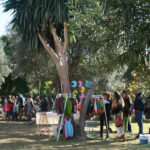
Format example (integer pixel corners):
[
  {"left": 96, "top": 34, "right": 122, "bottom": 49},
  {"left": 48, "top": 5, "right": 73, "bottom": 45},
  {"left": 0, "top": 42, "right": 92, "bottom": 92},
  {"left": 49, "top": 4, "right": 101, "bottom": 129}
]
[{"left": 0, "top": 1, "right": 12, "bottom": 36}]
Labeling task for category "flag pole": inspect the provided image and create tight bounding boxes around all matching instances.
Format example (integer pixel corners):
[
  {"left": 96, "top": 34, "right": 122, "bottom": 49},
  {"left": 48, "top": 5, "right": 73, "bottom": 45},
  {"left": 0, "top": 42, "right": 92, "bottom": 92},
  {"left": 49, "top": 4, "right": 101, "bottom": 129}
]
[{"left": 103, "top": 98, "right": 109, "bottom": 138}]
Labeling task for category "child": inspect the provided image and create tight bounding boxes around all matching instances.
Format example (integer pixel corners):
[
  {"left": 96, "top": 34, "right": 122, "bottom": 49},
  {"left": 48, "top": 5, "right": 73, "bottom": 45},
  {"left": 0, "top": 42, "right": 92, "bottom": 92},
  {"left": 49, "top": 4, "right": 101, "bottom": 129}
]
[
  {"left": 12, "top": 102, "right": 19, "bottom": 120},
  {"left": 6, "top": 97, "right": 13, "bottom": 121},
  {"left": 112, "top": 91, "right": 126, "bottom": 142}
]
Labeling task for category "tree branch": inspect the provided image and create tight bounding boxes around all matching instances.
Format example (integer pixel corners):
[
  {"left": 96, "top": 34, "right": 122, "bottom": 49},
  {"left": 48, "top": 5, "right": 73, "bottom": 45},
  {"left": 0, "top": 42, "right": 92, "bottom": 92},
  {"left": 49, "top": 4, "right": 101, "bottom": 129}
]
[
  {"left": 63, "top": 22, "right": 68, "bottom": 53},
  {"left": 50, "top": 21, "right": 62, "bottom": 55},
  {"left": 38, "top": 32, "right": 58, "bottom": 62}
]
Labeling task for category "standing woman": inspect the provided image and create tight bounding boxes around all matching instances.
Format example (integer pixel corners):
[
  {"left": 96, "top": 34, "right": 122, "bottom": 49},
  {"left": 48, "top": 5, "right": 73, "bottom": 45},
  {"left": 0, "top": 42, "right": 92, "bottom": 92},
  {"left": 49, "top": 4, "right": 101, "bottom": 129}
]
[
  {"left": 122, "top": 90, "right": 132, "bottom": 135},
  {"left": 26, "top": 94, "right": 34, "bottom": 121},
  {"left": 112, "top": 91, "right": 125, "bottom": 142}
]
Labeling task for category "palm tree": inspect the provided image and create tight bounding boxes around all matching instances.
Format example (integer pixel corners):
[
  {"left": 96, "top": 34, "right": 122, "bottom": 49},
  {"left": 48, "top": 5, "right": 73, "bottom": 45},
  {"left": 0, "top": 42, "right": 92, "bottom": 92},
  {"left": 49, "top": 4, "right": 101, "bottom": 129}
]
[{"left": 3, "top": 0, "right": 71, "bottom": 94}]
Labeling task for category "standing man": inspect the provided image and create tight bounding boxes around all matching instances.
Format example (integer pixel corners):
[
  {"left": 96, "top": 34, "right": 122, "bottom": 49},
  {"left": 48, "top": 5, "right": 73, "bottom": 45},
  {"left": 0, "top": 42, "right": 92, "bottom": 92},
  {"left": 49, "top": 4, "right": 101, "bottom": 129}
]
[
  {"left": 134, "top": 90, "right": 145, "bottom": 139},
  {"left": 100, "top": 92, "right": 112, "bottom": 139}
]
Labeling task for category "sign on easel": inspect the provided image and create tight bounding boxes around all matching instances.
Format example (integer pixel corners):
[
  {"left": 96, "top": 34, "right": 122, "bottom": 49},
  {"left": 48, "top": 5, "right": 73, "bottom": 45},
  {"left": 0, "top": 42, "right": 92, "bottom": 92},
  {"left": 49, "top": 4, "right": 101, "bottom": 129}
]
[{"left": 36, "top": 112, "right": 59, "bottom": 137}]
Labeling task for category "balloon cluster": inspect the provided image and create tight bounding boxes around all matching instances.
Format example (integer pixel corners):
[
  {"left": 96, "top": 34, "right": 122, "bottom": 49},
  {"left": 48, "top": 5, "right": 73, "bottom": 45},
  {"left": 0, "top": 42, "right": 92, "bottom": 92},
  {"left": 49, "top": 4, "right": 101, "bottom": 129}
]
[
  {"left": 79, "top": 87, "right": 85, "bottom": 100},
  {"left": 72, "top": 80, "right": 92, "bottom": 88},
  {"left": 71, "top": 80, "right": 92, "bottom": 100}
]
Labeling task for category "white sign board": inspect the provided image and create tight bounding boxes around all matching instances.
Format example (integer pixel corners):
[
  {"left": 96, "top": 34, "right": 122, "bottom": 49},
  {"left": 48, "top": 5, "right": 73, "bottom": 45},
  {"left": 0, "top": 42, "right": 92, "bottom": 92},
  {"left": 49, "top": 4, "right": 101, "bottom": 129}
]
[{"left": 36, "top": 112, "right": 59, "bottom": 125}]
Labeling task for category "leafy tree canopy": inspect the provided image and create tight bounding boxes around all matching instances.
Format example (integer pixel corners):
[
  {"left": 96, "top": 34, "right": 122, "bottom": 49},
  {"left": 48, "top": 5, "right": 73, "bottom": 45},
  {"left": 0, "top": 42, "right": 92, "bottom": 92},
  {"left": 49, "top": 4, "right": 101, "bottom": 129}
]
[
  {"left": 69, "top": 0, "right": 150, "bottom": 69},
  {"left": 0, "top": 38, "right": 11, "bottom": 87},
  {"left": 3, "top": 0, "right": 69, "bottom": 49}
]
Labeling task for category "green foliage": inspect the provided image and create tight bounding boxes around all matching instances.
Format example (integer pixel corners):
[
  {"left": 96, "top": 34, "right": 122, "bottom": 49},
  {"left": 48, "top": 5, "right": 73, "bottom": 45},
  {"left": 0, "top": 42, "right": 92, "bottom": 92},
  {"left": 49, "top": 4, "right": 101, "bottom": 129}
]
[
  {"left": 41, "top": 81, "right": 53, "bottom": 95},
  {"left": 8, "top": 34, "right": 59, "bottom": 93},
  {"left": 128, "top": 65, "right": 150, "bottom": 94},
  {"left": 3, "top": 0, "right": 69, "bottom": 49},
  {"left": 0, "top": 38, "right": 11, "bottom": 86},
  {"left": 69, "top": 0, "right": 150, "bottom": 70},
  {"left": 2, "top": 0, "right": 150, "bottom": 95},
  {"left": 1, "top": 35, "right": 12, "bottom": 56},
  {"left": 0, "top": 75, "right": 30, "bottom": 95},
  {"left": 68, "top": 0, "right": 150, "bottom": 93}
]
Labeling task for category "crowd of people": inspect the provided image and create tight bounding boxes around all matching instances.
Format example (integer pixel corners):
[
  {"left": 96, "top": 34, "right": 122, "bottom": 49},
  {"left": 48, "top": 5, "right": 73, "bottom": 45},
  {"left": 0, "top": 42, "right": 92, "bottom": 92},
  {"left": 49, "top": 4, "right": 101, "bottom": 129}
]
[
  {"left": 0, "top": 89, "right": 149, "bottom": 142},
  {"left": 100, "top": 89, "right": 149, "bottom": 142},
  {"left": 0, "top": 94, "right": 52, "bottom": 122}
]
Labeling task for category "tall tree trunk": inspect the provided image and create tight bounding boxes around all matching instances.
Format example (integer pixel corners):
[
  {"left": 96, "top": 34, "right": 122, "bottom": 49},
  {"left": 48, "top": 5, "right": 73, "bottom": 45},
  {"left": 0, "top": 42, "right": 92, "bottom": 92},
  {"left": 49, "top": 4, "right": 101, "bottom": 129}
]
[
  {"left": 78, "top": 78, "right": 98, "bottom": 139},
  {"left": 38, "top": 21, "right": 71, "bottom": 94},
  {"left": 38, "top": 21, "right": 97, "bottom": 138},
  {"left": 38, "top": 78, "right": 41, "bottom": 97},
  {"left": 38, "top": 21, "right": 98, "bottom": 138},
  {"left": 55, "top": 54, "right": 71, "bottom": 94}
]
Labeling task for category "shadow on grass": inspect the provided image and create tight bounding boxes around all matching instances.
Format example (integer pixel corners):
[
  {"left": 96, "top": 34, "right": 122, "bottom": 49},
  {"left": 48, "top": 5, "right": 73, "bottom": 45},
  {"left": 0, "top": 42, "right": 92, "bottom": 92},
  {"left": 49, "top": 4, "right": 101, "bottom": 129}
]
[
  {"left": 1, "top": 133, "right": 142, "bottom": 150},
  {"left": 0, "top": 120, "right": 150, "bottom": 150},
  {"left": 1, "top": 137, "right": 137, "bottom": 150}
]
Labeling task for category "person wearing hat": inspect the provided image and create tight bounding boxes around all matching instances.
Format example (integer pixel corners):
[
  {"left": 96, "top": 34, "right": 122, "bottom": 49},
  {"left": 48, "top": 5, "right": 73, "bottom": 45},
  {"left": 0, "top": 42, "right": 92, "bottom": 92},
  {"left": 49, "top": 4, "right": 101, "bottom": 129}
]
[{"left": 134, "top": 90, "right": 145, "bottom": 139}]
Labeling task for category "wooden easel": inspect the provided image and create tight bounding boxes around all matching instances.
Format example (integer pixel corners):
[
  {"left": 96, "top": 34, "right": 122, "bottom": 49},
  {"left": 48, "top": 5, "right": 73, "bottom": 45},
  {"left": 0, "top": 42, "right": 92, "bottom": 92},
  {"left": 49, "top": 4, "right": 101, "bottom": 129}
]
[{"left": 36, "top": 112, "right": 50, "bottom": 136}]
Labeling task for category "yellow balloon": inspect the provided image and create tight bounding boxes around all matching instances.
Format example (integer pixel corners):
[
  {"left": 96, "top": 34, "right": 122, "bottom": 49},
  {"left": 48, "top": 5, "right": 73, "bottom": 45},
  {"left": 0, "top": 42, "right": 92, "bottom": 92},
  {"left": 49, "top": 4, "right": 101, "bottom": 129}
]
[
  {"left": 81, "top": 87, "right": 85, "bottom": 93},
  {"left": 72, "top": 90, "right": 78, "bottom": 96}
]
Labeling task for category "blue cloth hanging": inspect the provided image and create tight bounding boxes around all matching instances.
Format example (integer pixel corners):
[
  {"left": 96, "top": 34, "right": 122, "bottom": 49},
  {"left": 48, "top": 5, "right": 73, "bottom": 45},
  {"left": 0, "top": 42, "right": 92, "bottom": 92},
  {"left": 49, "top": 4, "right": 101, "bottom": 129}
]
[{"left": 65, "top": 118, "right": 73, "bottom": 138}]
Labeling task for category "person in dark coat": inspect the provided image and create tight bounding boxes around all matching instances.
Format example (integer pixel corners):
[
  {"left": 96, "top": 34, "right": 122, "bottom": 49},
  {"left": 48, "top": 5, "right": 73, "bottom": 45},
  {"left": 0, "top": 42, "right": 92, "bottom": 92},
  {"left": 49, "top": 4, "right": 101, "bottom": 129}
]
[
  {"left": 134, "top": 90, "right": 145, "bottom": 139},
  {"left": 40, "top": 98, "right": 48, "bottom": 112},
  {"left": 100, "top": 92, "right": 112, "bottom": 139}
]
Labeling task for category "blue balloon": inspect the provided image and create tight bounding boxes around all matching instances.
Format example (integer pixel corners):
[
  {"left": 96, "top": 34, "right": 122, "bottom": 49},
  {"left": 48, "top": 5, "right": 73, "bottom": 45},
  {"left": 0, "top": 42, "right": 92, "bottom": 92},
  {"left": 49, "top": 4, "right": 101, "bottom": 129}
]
[
  {"left": 72, "top": 81, "right": 77, "bottom": 88},
  {"left": 85, "top": 80, "right": 92, "bottom": 87}
]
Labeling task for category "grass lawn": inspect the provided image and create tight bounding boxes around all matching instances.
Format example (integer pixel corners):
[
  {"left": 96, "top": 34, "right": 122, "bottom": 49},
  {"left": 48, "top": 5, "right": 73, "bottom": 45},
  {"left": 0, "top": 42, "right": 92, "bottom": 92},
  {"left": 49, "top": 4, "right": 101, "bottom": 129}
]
[{"left": 0, "top": 119, "right": 150, "bottom": 150}]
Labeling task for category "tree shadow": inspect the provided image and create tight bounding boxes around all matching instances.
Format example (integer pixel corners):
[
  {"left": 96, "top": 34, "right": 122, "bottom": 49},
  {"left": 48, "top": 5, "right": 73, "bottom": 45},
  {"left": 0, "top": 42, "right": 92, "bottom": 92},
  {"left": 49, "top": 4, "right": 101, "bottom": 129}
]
[{"left": 0, "top": 121, "right": 149, "bottom": 150}]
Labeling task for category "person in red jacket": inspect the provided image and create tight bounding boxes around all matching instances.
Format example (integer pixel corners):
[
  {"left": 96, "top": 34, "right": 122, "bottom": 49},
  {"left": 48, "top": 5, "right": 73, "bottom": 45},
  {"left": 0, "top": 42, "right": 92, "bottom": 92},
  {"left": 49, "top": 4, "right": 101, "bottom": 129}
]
[{"left": 6, "top": 96, "right": 13, "bottom": 121}]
